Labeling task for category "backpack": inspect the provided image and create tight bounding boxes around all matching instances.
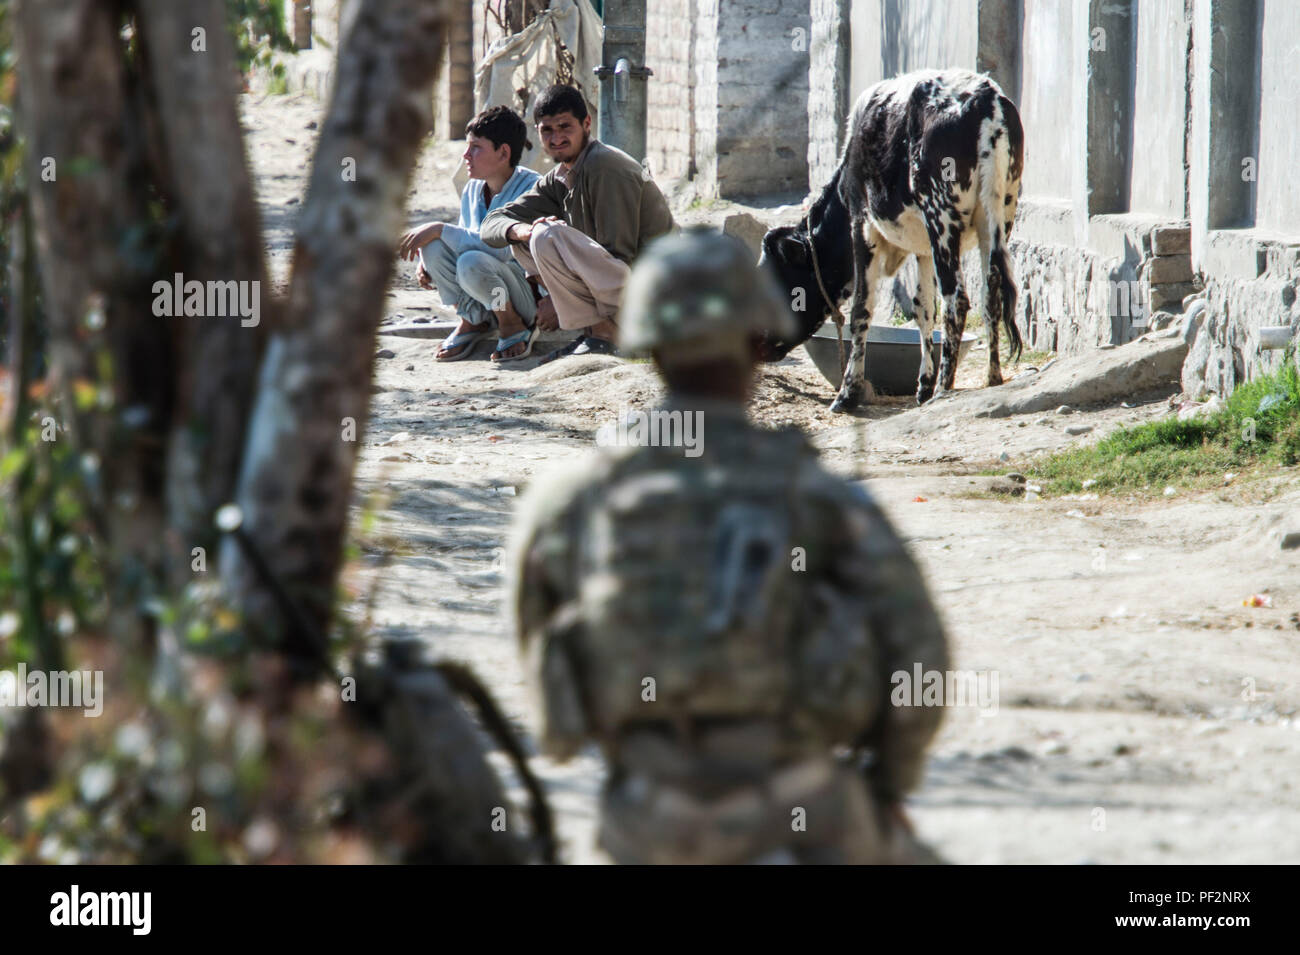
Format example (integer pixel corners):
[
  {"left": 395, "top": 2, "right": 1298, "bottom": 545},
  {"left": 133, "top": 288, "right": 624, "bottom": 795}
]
[{"left": 543, "top": 423, "right": 881, "bottom": 746}]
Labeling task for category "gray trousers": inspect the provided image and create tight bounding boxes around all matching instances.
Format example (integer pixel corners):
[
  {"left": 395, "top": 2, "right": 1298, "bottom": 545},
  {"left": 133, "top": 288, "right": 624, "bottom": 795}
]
[{"left": 419, "top": 224, "right": 537, "bottom": 327}]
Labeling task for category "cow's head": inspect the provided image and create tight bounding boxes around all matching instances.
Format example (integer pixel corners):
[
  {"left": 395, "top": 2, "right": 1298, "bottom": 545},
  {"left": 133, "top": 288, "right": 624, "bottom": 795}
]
[{"left": 756, "top": 224, "right": 840, "bottom": 362}]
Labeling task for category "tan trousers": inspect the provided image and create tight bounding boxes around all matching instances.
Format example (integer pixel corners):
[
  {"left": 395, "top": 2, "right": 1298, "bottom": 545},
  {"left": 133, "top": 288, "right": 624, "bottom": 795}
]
[{"left": 510, "top": 220, "right": 630, "bottom": 331}]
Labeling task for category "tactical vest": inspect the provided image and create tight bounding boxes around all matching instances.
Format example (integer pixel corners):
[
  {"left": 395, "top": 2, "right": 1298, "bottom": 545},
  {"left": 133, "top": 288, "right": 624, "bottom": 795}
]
[{"left": 539, "top": 420, "right": 881, "bottom": 751}]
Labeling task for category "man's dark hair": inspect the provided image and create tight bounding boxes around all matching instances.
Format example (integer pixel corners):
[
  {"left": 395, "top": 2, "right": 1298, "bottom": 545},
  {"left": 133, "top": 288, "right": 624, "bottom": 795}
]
[
  {"left": 532, "top": 85, "right": 589, "bottom": 124},
  {"left": 466, "top": 105, "right": 532, "bottom": 167}
]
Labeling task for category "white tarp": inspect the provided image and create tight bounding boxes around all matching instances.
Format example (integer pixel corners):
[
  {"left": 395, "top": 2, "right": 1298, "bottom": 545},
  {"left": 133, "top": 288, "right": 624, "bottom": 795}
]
[{"left": 471, "top": 0, "right": 604, "bottom": 175}]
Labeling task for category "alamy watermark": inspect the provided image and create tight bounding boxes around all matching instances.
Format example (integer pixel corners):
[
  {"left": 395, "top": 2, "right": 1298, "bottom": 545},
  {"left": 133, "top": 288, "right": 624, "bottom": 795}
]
[
  {"left": 151, "top": 273, "right": 260, "bottom": 327},
  {"left": 595, "top": 407, "right": 704, "bottom": 458},
  {"left": 50, "top": 885, "right": 150, "bottom": 935},
  {"left": 0, "top": 664, "right": 103, "bottom": 717},
  {"left": 891, "top": 664, "right": 999, "bottom": 718}
]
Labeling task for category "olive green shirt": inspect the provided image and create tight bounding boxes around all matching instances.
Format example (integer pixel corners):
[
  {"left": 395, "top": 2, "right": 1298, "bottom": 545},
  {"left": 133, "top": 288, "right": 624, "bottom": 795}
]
[{"left": 480, "top": 138, "right": 675, "bottom": 264}]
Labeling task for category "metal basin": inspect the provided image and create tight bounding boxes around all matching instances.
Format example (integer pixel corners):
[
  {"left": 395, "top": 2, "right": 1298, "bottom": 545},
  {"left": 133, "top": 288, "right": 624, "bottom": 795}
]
[{"left": 802, "top": 322, "right": 977, "bottom": 394}]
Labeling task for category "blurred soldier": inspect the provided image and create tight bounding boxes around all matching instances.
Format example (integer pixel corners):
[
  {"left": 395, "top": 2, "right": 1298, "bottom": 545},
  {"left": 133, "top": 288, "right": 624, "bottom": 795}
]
[{"left": 509, "top": 228, "right": 949, "bottom": 864}]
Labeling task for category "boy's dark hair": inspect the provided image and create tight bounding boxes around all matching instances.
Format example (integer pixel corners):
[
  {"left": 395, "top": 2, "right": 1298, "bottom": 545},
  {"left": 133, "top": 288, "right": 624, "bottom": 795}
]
[
  {"left": 465, "top": 106, "right": 532, "bottom": 167},
  {"left": 532, "top": 85, "right": 589, "bottom": 124}
]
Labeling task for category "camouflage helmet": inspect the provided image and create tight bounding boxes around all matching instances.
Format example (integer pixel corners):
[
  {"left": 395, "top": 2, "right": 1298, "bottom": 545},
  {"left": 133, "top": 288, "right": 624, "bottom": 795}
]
[{"left": 619, "top": 227, "right": 797, "bottom": 355}]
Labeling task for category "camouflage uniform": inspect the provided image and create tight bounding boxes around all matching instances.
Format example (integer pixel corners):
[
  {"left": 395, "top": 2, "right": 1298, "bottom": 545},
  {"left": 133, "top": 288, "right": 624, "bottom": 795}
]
[{"left": 509, "top": 230, "right": 949, "bottom": 864}]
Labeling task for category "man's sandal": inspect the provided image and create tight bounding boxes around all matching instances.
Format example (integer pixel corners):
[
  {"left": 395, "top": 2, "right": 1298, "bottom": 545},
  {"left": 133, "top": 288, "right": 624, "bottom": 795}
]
[
  {"left": 436, "top": 326, "right": 487, "bottom": 362},
  {"left": 491, "top": 324, "right": 539, "bottom": 363},
  {"left": 537, "top": 334, "right": 619, "bottom": 364}
]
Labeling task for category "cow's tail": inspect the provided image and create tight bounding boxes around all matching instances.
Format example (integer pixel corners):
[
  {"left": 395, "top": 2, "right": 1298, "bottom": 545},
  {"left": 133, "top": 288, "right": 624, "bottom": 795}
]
[{"left": 977, "top": 99, "right": 1023, "bottom": 363}]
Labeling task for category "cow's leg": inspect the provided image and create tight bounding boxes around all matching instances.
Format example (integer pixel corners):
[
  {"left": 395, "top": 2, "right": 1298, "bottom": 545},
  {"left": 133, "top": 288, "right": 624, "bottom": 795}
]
[
  {"left": 913, "top": 254, "right": 939, "bottom": 404},
  {"left": 976, "top": 206, "right": 1021, "bottom": 388},
  {"left": 930, "top": 240, "right": 969, "bottom": 397},
  {"left": 829, "top": 218, "right": 880, "bottom": 413},
  {"left": 975, "top": 215, "right": 1002, "bottom": 386}
]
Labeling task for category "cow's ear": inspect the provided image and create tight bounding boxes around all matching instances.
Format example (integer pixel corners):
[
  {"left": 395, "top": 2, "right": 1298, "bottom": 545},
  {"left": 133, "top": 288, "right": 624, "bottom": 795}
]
[{"left": 778, "top": 232, "right": 808, "bottom": 267}]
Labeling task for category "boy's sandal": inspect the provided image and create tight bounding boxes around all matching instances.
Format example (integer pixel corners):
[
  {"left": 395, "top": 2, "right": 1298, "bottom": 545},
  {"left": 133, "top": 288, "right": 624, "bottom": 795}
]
[
  {"left": 491, "top": 324, "right": 539, "bottom": 363},
  {"left": 435, "top": 326, "right": 488, "bottom": 362}
]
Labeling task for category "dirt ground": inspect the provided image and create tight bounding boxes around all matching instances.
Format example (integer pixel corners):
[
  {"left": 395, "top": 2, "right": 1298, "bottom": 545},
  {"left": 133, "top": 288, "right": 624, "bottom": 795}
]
[{"left": 244, "top": 92, "right": 1300, "bottom": 864}]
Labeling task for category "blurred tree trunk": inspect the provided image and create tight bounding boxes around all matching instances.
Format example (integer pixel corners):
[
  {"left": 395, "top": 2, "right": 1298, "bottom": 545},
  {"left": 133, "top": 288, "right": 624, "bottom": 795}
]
[
  {"left": 219, "top": 0, "right": 451, "bottom": 658},
  {"left": 135, "top": 0, "right": 271, "bottom": 583},
  {"left": 11, "top": 0, "right": 546, "bottom": 862},
  {"left": 14, "top": 0, "right": 174, "bottom": 649}
]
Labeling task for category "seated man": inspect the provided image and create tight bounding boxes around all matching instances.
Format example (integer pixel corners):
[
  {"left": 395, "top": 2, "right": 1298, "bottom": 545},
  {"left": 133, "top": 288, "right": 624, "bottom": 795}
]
[
  {"left": 480, "top": 84, "right": 675, "bottom": 362},
  {"left": 398, "top": 106, "right": 541, "bottom": 362}
]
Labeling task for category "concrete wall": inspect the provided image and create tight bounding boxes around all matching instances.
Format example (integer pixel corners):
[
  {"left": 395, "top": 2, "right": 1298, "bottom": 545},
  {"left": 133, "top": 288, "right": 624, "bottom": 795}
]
[
  {"left": 646, "top": 0, "right": 696, "bottom": 186},
  {"left": 684, "top": 0, "right": 812, "bottom": 198},
  {"left": 713, "top": 0, "right": 811, "bottom": 197},
  {"left": 848, "top": 0, "right": 978, "bottom": 105},
  {"left": 1255, "top": 0, "right": 1300, "bottom": 236},
  {"left": 808, "top": 0, "right": 851, "bottom": 188},
  {"left": 1130, "top": 0, "right": 1190, "bottom": 219},
  {"left": 1018, "top": 0, "right": 1075, "bottom": 203}
]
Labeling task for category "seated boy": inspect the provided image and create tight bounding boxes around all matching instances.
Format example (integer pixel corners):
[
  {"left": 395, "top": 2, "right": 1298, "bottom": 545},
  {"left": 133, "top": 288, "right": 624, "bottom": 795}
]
[{"left": 397, "top": 106, "right": 541, "bottom": 362}]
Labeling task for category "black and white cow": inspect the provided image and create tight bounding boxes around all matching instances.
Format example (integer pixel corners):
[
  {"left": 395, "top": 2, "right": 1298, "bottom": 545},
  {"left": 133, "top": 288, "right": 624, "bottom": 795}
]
[{"left": 759, "top": 68, "right": 1024, "bottom": 411}]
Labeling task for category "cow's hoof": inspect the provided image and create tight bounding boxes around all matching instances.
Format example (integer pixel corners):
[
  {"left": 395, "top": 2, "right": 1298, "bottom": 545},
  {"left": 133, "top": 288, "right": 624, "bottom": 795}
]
[
  {"left": 987, "top": 370, "right": 1004, "bottom": 387},
  {"left": 915, "top": 382, "right": 935, "bottom": 405},
  {"left": 830, "top": 390, "right": 862, "bottom": 414}
]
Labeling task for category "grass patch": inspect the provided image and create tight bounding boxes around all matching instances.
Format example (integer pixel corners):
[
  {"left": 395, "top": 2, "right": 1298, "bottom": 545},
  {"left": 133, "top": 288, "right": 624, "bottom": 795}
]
[{"left": 1027, "top": 359, "right": 1300, "bottom": 495}]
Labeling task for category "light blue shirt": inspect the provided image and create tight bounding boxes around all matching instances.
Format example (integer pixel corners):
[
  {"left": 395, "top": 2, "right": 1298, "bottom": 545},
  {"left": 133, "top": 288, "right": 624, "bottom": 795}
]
[{"left": 459, "top": 165, "right": 540, "bottom": 233}]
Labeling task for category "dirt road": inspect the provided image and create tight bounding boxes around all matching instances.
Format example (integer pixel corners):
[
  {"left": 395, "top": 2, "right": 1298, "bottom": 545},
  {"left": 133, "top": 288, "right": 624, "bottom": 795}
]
[{"left": 246, "top": 93, "right": 1300, "bottom": 864}]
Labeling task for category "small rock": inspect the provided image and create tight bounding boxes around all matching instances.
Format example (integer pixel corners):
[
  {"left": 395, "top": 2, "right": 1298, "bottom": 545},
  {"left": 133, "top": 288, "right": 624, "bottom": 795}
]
[
  {"left": 285, "top": 197, "right": 299, "bottom": 205},
  {"left": 1223, "top": 472, "right": 1236, "bottom": 485},
  {"left": 1065, "top": 424, "right": 1093, "bottom": 436},
  {"left": 1177, "top": 393, "right": 1225, "bottom": 422},
  {"left": 404, "top": 364, "right": 415, "bottom": 371},
  {"left": 985, "top": 476, "right": 1025, "bottom": 496},
  {"left": 998, "top": 451, "right": 1010, "bottom": 462},
  {"left": 1005, "top": 472, "right": 1026, "bottom": 483},
  {"left": 375, "top": 349, "right": 396, "bottom": 359},
  {"left": 1163, "top": 485, "right": 1177, "bottom": 497},
  {"left": 1056, "top": 405, "right": 1073, "bottom": 415},
  {"left": 1121, "top": 401, "right": 1135, "bottom": 409},
  {"left": 1279, "top": 531, "right": 1300, "bottom": 551},
  {"left": 1035, "top": 417, "right": 1050, "bottom": 426},
  {"left": 1025, "top": 483, "right": 1042, "bottom": 494},
  {"left": 305, "top": 120, "right": 318, "bottom": 130},
  {"left": 1081, "top": 478, "right": 1097, "bottom": 489}
]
